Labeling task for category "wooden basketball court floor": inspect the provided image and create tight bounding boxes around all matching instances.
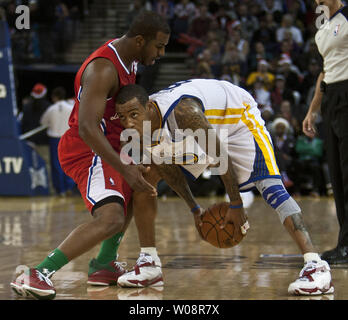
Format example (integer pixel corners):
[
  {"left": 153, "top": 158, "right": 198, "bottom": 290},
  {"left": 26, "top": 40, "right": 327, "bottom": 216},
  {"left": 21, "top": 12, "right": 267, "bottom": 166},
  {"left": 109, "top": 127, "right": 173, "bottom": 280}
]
[{"left": 0, "top": 194, "right": 347, "bottom": 300}]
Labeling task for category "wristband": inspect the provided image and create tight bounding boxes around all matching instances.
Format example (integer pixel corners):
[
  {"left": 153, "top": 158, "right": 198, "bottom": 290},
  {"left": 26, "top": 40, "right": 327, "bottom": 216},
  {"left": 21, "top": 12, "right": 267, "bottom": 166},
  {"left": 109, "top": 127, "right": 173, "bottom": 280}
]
[
  {"left": 229, "top": 203, "right": 243, "bottom": 209},
  {"left": 191, "top": 205, "right": 201, "bottom": 213}
]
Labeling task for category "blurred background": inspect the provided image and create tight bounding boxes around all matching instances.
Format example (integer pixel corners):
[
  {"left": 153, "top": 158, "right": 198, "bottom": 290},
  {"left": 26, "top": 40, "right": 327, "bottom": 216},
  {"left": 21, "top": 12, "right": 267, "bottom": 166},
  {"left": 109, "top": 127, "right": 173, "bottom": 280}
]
[{"left": 0, "top": 0, "right": 339, "bottom": 199}]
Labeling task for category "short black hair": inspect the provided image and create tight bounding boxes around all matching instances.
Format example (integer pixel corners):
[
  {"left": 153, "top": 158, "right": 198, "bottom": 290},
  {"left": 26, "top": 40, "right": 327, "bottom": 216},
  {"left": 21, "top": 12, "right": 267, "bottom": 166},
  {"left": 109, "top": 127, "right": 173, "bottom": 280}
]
[
  {"left": 126, "top": 10, "right": 170, "bottom": 40},
  {"left": 52, "top": 87, "right": 66, "bottom": 100},
  {"left": 116, "top": 84, "right": 149, "bottom": 107}
]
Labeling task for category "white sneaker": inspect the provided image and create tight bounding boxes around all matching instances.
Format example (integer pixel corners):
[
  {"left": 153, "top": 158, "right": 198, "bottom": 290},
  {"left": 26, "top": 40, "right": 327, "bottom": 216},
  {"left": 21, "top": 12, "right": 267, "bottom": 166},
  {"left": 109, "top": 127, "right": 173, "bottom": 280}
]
[
  {"left": 117, "top": 253, "right": 163, "bottom": 288},
  {"left": 288, "top": 260, "right": 334, "bottom": 295}
]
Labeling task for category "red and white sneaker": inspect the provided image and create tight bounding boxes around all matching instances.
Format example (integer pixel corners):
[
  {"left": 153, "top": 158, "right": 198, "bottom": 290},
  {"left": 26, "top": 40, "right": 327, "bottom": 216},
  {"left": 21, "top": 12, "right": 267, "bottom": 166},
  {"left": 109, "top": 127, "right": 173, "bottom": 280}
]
[
  {"left": 288, "top": 260, "right": 334, "bottom": 295},
  {"left": 87, "top": 258, "right": 127, "bottom": 286},
  {"left": 117, "top": 253, "right": 163, "bottom": 288},
  {"left": 10, "top": 266, "right": 56, "bottom": 300}
]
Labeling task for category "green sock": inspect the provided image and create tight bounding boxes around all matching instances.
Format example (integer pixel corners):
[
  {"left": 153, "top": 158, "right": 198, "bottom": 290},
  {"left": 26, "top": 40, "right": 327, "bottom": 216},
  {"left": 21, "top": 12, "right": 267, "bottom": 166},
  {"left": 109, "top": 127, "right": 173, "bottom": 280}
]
[
  {"left": 35, "top": 248, "right": 69, "bottom": 274},
  {"left": 96, "top": 232, "right": 124, "bottom": 265}
]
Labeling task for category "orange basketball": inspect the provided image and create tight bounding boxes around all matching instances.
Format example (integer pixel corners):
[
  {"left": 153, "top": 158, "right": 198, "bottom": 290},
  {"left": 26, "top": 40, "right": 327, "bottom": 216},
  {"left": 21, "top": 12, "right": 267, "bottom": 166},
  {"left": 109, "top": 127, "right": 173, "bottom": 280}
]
[{"left": 198, "top": 202, "right": 241, "bottom": 248}]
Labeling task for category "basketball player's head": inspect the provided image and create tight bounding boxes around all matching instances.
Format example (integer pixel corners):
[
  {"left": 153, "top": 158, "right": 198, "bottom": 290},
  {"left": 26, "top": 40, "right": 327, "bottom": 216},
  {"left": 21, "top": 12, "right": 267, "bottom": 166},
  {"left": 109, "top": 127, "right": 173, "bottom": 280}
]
[
  {"left": 115, "top": 84, "right": 153, "bottom": 137},
  {"left": 126, "top": 11, "right": 170, "bottom": 66}
]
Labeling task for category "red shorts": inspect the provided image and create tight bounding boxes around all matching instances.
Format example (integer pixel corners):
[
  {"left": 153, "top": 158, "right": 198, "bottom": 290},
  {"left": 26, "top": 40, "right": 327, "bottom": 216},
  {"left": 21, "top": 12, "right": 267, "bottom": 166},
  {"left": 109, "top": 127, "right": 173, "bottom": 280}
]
[{"left": 58, "top": 128, "right": 132, "bottom": 214}]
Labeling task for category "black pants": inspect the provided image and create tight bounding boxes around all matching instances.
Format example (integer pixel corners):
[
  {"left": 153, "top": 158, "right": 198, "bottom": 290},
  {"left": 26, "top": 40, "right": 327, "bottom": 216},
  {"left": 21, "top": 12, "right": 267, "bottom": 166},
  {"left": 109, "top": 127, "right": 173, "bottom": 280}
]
[{"left": 321, "top": 79, "right": 348, "bottom": 246}]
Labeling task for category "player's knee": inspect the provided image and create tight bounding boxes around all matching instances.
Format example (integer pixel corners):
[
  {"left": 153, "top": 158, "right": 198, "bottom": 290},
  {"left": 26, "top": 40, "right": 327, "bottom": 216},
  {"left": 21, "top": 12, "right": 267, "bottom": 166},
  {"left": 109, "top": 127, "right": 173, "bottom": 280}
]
[
  {"left": 260, "top": 182, "right": 301, "bottom": 224},
  {"left": 93, "top": 204, "right": 125, "bottom": 238}
]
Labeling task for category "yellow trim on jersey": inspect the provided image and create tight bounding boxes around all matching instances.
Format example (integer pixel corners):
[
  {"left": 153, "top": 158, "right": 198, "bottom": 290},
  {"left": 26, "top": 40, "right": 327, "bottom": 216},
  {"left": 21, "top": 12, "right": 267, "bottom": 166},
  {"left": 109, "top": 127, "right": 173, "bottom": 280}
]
[
  {"left": 204, "top": 108, "right": 245, "bottom": 117},
  {"left": 241, "top": 103, "right": 280, "bottom": 176},
  {"left": 205, "top": 107, "right": 245, "bottom": 125},
  {"left": 206, "top": 118, "right": 241, "bottom": 125}
]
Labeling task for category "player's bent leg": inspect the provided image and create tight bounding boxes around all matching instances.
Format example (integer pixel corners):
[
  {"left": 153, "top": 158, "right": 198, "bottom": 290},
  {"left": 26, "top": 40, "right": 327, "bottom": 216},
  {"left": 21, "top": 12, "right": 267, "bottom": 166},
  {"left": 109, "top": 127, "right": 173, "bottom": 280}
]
[
  {"left": 118, "top": 166, "right": 163, "bottom": 288},
  {"left": 255, "top": 178, "right": 334, "bottom": 295},
  {"left": 86, "top": 199, "right": 129, "bottom": 286}
]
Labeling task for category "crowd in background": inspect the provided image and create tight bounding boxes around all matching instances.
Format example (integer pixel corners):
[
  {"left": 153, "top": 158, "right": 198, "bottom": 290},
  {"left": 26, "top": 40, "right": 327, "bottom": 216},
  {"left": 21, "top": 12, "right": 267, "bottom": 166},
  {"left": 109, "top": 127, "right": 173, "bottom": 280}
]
[
  {"left": 2, "top": 0, "right": 339, "bottom": 198},
  {"left": 0, "top": 0, "right": 89, "bottom": 63},
  {"left": 131, "top": 0, "right": 336, "bottom": 197}
]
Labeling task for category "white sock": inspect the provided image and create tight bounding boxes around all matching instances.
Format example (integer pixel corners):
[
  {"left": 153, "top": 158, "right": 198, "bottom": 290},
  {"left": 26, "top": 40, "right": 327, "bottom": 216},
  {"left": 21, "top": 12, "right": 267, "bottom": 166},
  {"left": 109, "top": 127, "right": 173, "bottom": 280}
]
[
  {"left": 303, "top": 252, "right": 321, "bottom": 263},
  {"left": 141, "top": 247, "right": 161, "bottom": 267}
]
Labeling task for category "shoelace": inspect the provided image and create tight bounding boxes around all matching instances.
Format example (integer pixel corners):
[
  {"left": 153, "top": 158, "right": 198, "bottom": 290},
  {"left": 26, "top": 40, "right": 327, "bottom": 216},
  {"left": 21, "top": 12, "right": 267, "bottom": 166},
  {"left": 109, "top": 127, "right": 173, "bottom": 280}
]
[
  {"left": 136, "top": 254, "right": 153, "bottom": 266},
  {"left": 299, "top": 261, "right": 327, "bottom": 280},
  {"left": 114, "top": 261, "right": 127, "bottom": 269},
  {"left": 36, "top": 270, "right": 54, "bottom": 286}
]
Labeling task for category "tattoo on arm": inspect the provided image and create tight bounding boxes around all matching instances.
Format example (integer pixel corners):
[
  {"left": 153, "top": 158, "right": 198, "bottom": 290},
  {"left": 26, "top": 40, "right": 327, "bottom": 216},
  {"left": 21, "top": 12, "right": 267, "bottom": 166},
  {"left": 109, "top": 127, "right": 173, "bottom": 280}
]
[
  {"left": 174, "top": 99, "right": 241, "bottom": 203},
  {"left": 155, "top": 163, "right": 197, "bottom": 210}
]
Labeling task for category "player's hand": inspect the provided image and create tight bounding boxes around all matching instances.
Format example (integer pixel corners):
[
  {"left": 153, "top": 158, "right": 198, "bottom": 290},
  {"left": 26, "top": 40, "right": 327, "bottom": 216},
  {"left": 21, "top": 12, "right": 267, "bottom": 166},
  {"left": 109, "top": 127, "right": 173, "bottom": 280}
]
[
  {"left": 302, "top": 111, "right": 317, "bottom": 138},
  {"left": 124, "top": 165, "right": 157, "bottom": 196},
  {"left": 220, "top": 206, "right": 249, "bottom": 243},
  {"left": 192, "top": 207, "right": 204, "bottom": 239}
]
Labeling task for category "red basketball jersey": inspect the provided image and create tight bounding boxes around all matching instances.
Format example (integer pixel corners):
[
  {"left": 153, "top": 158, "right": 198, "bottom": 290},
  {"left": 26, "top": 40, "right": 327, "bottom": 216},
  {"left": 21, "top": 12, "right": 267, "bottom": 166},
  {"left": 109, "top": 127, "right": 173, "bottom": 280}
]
[{"left": 68, "top": 39, "right": 137, "bottom": 151}]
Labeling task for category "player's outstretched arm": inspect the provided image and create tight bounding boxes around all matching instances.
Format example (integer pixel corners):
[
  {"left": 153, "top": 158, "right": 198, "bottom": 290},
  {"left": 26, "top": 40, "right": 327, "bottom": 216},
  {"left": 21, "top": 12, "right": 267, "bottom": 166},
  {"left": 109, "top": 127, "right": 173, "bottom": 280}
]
[
  {"left": 78, "top": 59, "right": 156, "bottom": 195},
  {"left": 174, "top": 99, "right": 248, "bottom": 240},
  {"left": 154, "top": 163, "right": 204, "bottom": 236}
]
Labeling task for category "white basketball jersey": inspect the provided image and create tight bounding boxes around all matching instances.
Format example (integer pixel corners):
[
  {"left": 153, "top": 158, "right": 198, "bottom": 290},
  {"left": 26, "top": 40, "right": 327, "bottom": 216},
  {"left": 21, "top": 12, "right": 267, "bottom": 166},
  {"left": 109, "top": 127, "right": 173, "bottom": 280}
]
[
  {"left": 150, "top": 79, "right": 259, "bottom": 137},
  {"left": 146, "top": 79, "right": 266, "bottom": 180}
]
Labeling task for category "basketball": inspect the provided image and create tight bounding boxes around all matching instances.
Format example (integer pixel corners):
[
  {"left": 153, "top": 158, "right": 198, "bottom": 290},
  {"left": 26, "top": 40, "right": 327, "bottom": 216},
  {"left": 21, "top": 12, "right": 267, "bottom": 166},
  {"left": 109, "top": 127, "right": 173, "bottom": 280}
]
[{"left": 198, "top": 202, "right": 241, "bottom": 249}]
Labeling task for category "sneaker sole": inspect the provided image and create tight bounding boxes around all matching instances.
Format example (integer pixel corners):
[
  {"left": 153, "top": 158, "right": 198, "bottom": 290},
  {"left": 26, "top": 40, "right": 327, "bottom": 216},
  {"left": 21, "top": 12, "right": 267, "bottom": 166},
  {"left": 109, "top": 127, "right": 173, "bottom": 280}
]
[
  {"left": 118, "top": 276, "right": 164, "bottom": 288},
  {"left": 10, "top": 283, "right": 31, "bottom": 298},
  {"left": 289, "top": 284, "right": 334, "bottom": 296},
  {"left": 22, "top": 284, "right": 56, "bottom": 300}
]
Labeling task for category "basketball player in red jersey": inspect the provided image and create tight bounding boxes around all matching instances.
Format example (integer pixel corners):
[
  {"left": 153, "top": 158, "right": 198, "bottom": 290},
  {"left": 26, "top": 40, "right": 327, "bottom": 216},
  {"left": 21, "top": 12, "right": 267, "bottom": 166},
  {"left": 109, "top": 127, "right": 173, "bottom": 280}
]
[{"left": 10, "top": 11, "right": 170, "bottom": 300}]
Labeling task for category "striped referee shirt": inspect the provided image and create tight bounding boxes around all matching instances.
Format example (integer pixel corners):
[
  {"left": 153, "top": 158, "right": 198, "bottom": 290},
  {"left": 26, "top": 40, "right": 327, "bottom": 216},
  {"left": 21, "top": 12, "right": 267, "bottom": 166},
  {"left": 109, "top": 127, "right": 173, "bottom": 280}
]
[{"left": 315, "top": 5, "right": 348, "bottom": 84}]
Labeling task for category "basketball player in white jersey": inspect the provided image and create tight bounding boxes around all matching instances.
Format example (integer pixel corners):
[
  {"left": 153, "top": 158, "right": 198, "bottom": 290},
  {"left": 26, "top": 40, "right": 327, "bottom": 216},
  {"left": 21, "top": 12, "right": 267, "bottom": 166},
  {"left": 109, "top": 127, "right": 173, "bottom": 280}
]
[{"left": 115, "top": 79, "right": 333, "bottom": 295}]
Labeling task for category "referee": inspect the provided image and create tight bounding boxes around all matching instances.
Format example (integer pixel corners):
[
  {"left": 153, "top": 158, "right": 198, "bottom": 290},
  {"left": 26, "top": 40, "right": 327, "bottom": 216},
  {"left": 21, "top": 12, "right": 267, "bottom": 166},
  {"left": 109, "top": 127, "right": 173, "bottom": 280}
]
[{"left": 303, "top": 0, "right": 348, "bottom": 264}]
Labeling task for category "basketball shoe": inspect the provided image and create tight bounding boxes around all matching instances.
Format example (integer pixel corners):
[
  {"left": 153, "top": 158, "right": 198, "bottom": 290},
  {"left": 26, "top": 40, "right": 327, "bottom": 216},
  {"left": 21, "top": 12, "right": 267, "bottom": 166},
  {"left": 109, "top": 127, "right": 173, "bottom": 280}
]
[
  {"left": 117, "top": 253, "right": 163, "bottom": 287},
  {"left": 10, "top": 266, "right": 56, "bottom": 300},
  {"left": 87, "top": 258, "right": 127, "bottom": 286},
  {"left": 288, "top": 260, "right": 334, "bottom": 295}
]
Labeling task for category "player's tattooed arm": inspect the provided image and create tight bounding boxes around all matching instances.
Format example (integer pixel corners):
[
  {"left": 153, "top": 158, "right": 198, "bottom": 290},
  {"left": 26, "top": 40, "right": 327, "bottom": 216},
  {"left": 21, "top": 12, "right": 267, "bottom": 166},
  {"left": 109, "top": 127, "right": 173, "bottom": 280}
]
[
  {"left": 174, "top": 99, "right": 242, "bottom": 203},
  {"left": 155, "top": 163, "right": 198, "bottom": 210}
]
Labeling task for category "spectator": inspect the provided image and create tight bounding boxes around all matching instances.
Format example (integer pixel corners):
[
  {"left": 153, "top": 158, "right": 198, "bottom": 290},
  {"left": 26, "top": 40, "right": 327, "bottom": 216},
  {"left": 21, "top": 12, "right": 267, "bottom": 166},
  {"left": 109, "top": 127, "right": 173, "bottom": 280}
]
[
  {"left": 207, "top": 39, "right": 222, "bottom": 77},
  {"left": 260, "top": 105, "right": 275, "bottom": 131},
  {"left": 195, "top": 48, "right": 214, "bottom": 78},
  {"left": 172, "top": 0, "right": 196, "bottom": 37},
  {"left": 295, "top": 134, "right": 324, "bottom": 197},
  {"left": 250, "top": 13, "right": 278, "bottom": 55},
  {"left": 251, "top": 77, "right": 271, "bottom": 108},
  {"left": 300, "top": 58, "right": 322, "bottom": 103},
  {"left": 40, "top": 87, "right": 76, "bottom": 196},
  {"left": 276, "top": 13, "right": 304, "bottom": 47},
  {"left": 214, "top": 4, "right": 233, "bottom": 34},
  {"left": 277, "top": 55, "right": 301, "bottom": 92},
  {"left": 260, "top": 0, "right": 284, "bottom": 23},
  {"left": 21, "top": 83, "right": 50, "bottom": 146},
  {"left": 236, "top": 2, "right": 259, "bottom": 40},
  {"left": 299, "top": 37, "right": 323, "bottom": 72},
  {"left": 249, "top": 41, "right": 273, "bottom": 71},
  {"left": 187, "top": 3, "right": 213, "bottom": 41},
  {"left": 278, "top": 100, "right": 301, "bottom": 137},
  {"left": 227, "top": 21, "right": 250, "bottom": 62},
  {"left": 270, "top": 117, "right": 296, "bottom": 189},
  {"left": 246, "top": 59, "right": 275, "bottom": 91},
  {"left": 271, "top": 74, "right": 295, "bottom": 112},
  {"left": 154, "top": 0, "right": 175, "bottom": 22}
]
